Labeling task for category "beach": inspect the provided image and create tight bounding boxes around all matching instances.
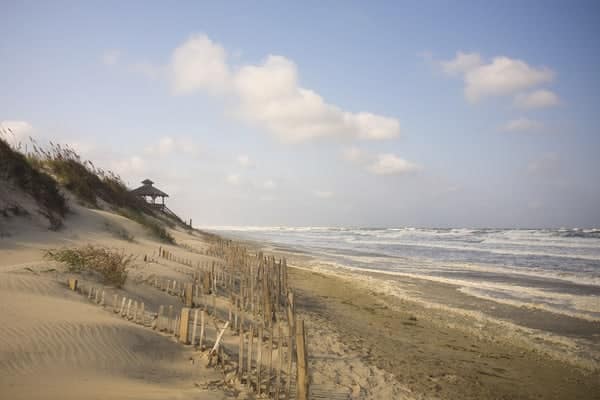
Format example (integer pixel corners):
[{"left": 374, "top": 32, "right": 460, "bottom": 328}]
[
  {"left": 1, "top": 202, "right": 599, "bottom": 399},
  {"left": 288, "top": 265, "right": 599, "bottom": 399},
  {"left": 211, "top": 227, "right": 600, "bottom": 399},
  {"left": 3, "top": 2, "right": 600, "bottom": 398},
  {"left": 0, "top": 203, "right": 413, "bottom": 399}
]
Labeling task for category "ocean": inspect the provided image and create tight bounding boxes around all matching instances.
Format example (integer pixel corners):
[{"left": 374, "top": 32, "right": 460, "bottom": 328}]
[{"left": 207, "top": 227, "right": 600, "bottom": 322}]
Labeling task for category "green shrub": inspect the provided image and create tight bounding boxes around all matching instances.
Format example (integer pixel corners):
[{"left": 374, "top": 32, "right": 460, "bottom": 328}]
[{"left": 45, "top": 245, "right": 132, "bottom": 287}]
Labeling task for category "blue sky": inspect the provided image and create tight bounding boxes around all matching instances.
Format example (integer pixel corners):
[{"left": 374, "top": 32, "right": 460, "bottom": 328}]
[{"left": 2, "top": 1, "right": 599, "bottom": 227}]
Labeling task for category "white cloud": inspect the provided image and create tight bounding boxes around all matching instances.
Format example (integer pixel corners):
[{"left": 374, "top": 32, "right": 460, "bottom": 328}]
[
  {"left": 234, "top": 56, "right": 400, "bottom": 142},
  {"left": 263, "top": 179, "right": 276, "bottom": 190},
  {"left": 440, "top": 52, "right": 555, "bottom": 102},
  {"left": 314, "top": 190, "right": 334, "bottom": 199},
  {"left": 367, "top": 153, "right": 419, "bottom": 175},
  {"left": 169, "top": 35, "right": 400, "bottom": 142},
  {"left": 169, "top": 34, "right": 230, "bottom": 95},
  {"left": 440, "top": 51, "right": 482, "bottom": 76},
  {"left": 227, "top": 173, "right": 241, "bottom": 185},
  {"left": 144, "top": 136, "right": 199, "bottom": 157},
  {"left": 501, "top": 117, "right": 543, "bottom": 132},
  {"left": 237, "top": 154, "right": 253, "bottom": 168},
  {"left": 102, "top": 50, "right": 121, "bottom": 66},
  {"left": 514, "top": 89, "right": 560, "bottom": 109}
]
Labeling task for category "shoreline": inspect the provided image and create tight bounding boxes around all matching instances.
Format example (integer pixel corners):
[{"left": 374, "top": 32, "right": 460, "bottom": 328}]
[
  {"left": 233, "top": 238, "right": 600, "bottom": 358},
  {"left": 215, "top": 234, "right": 600, "bottom": 398},
  {"left": 288, "top": 265, "right": 600, "bottom": 399}
]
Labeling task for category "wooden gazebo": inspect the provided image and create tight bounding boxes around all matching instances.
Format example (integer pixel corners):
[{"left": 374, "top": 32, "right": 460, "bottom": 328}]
[{"left": 130, "top": 179, "right": 169, "bottom": 211}]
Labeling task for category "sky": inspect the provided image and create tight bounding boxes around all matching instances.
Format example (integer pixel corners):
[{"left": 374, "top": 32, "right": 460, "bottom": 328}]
[{"left": 1, "top": 1, "right": 599, "bottom": 228}]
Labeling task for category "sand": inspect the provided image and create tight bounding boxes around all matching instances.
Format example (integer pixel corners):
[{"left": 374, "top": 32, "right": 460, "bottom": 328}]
[
  {"left": 1, "top": 200, "right": 405, "bottom": 399},
  {"left": 0, "top": 203, "right": 235, "bottom": 399},
  {"left": 287, "top": 266, "right": 600, "bottom": 400},
  {"left": 2, "top": 198, "right": 599, "bottom": 399}
]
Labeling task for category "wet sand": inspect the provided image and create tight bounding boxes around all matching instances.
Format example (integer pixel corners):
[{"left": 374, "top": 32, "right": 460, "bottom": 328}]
[{"left": 289, "top": 266, "right": 600, "bottom": 400}]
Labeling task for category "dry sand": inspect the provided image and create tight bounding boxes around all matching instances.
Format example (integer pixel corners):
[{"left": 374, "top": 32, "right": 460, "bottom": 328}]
[
  {"left": 1, "top": 201, "right": 406, "bottom": 399},
  {"left": 0, "top": 203, "right": 235, "bottom": 399},
  {"left": 2, "top": 200, "right": 599, "bottom": 399}
]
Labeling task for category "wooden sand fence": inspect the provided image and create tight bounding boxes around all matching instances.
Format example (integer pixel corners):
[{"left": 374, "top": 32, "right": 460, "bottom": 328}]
[{"left": 66, "top": 239, "right": 312, "bottom": 400}]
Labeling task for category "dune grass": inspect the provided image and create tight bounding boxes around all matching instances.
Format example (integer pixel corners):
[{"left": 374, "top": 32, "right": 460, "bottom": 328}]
[
  {"left": 45, "top": 245, "right": 132, "bottom": 287},
  {"left": 0, "top": 132, "right": 67, "bottom": 229},
  {"left": 117, "top": 208, "right": 175, "bottom": 243},
  {"left": 1, "top": 129, "right": 178, "bottom": 242}
]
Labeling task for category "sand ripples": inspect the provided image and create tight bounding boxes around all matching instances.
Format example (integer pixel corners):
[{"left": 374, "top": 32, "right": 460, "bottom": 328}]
[{"left": 0, "top": 273, "right": 183, "bottom": 378}]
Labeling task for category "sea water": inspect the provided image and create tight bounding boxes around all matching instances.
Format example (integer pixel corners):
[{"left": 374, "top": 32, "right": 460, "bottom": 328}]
[{"left": 208, "top": 227, "right": 600, "bottom": 321}]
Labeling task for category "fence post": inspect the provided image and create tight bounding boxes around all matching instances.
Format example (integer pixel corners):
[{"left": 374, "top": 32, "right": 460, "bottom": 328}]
[
  {"left": 199, "top": 310, "right": 205, "bottom": 350},
  {"left": 286, "top": 326, "right": 293, "bottom": 400},
  {"left": 295, "top": 320, "right": 309, "bottom": 400},
  {"left": 238, "top": 326, "right": 244, "bottom": 379},
  {"left": 119, "top": 297, "right": 127, "bottom": 315},
  {"left": 68, "top": 278, "right": 78, "bottom": 291},
  {"left": 257, "top": 325, "right": 263, "bottom": 396},
  {"left": 179, "top": 308, "right": 190, "bottom": 344},
  {"left": 184, "top": 283, "right": 193, "bottom": 307},
  {"left": 247, "top": 326, "right": 253, "bottom": 389},
  {"left": 275, "top": 323, "right": 283, "bottom": 398},
  {"left": 191, "top": 309, "right": 199, "bottom": 345},
  {"left": 266, "top": 326, "right": 273, "bottom": 395}
]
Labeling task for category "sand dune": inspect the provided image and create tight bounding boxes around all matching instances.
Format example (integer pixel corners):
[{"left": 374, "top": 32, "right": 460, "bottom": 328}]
[
  {"left": 0, "top": 198, "right": 236, "bottom": 399},
  {"left": 0, "top": 272, "right": 229, "bottom": 400}
]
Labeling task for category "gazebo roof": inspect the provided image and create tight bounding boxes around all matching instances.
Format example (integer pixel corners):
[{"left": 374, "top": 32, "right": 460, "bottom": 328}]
[{"left": 130, "top": 179, "right": 169, "bottom": 197}]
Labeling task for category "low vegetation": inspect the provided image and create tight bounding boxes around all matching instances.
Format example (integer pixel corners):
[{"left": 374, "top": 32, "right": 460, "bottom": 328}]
[
  {"left": 0, "top": 131, "right": 67, "bottom": 229},
  {"left": 118, "top": 208, "right": 175, "bottom": 243},
  {"left": 104, "top": 221, "right": 135, "bottom": 242},
  {"left": 1, "top": 129, "right": 178, "bottom": 242},
  {"left": 45, "top": 245, "right": 132, "bottom": 287},
  {"left": 24, "top": 139, "right": 149, "bottom": 211}
]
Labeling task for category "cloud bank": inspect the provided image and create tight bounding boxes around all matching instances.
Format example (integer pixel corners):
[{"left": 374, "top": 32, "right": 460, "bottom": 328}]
[
  {"left": 169, "top": 35, "right": 400, "bottom": 142},
  {"left": 440, "top": 51, "right": 557, "bottom": 103}
]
